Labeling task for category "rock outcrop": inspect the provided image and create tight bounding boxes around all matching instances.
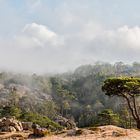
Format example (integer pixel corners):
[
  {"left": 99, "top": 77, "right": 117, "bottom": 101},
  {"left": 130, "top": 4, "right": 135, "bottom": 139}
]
[
  {"left": 32, "top": 123, "right": 48, "bottom": 137},
  {"left": 0, "top": 117, "right": 23, "bottom": 132},
  {"left": 55, "top": 116, "right": 76, "bottom": 129},
  {"left": 22, "top": 122, "right": 33, "bottom": 130}
]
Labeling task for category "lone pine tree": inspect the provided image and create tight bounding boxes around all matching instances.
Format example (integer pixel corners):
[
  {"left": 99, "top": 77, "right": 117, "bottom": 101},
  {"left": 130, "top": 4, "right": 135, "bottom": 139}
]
[{"left": 102, "top": 77, "right": 140, "bottom": 129}]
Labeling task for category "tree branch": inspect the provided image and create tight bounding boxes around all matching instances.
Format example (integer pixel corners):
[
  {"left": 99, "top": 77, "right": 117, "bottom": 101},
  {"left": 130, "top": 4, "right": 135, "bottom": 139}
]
[
  {"left": 132, "top": 96, "right": 139, "bottom": 120},
  {"left": 123, "top": 95, "right": 138, "bottom": 120}
]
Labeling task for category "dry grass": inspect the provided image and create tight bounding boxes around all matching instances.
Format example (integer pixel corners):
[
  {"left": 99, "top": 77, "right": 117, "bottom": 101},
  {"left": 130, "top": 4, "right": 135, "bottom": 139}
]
[
  {"left": 0, "top": 126, "right": 140, "bottom": 140},
  {"left": 39, "top": 125, "right": 140, "bottom": 140}
]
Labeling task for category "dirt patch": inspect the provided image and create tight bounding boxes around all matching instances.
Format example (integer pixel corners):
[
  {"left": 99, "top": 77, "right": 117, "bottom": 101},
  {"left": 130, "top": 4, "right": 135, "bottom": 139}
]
[
  {"left": 0, "top": 131, "right": 30, "bottom": 140},
  {"left": 43, "top": 125, "right": 140, "bottom": 140},
  {"left": 0, "top": 125, "right": 140, "bottom": 140}
]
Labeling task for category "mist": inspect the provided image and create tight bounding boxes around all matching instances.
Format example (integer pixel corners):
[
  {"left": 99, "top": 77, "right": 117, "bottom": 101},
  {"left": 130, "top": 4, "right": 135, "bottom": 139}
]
[{"left": 0, "top": 1, "right": 140, "bottom": 74}]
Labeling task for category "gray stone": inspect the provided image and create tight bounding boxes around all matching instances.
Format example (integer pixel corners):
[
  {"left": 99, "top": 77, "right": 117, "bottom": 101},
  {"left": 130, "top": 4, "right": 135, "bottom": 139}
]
[
  {"left": 55, "top": 116, "right": 76, "bottom": 129},
  {"left": 22, "top": 122, "right": 33, "bottom": 130},
  {"left": 0, "top": 117, "right": 23, "bottom": 132}
]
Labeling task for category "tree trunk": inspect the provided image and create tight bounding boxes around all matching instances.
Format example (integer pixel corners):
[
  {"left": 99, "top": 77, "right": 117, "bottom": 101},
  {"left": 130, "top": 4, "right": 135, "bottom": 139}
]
[{"left": 136, "top": 120, "right": 140, "bottom": 129}]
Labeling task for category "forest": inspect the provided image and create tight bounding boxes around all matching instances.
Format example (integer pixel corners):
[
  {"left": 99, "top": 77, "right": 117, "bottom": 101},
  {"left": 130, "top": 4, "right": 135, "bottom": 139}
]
[{"left": 0, "top": 62, "right": 140, "bottom": 130}]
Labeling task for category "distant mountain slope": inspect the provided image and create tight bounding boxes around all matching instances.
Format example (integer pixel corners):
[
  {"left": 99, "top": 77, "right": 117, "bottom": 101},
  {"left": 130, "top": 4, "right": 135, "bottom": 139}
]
[{"left": 0, "top": 62, "right": 140, "bottom": 128}]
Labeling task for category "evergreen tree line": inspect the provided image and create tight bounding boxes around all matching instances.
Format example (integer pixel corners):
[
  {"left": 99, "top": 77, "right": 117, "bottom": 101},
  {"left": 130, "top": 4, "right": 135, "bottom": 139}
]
[{"left": 0, "top": 62, "right": 140, "bottom": 128}]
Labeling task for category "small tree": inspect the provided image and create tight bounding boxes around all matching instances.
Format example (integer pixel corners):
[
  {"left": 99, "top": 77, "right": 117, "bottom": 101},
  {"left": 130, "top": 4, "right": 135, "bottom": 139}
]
[
  {"left": 98, "top": 109, "right": 119, "bottom": 125},
  {"left": 102, "top": 77, "right": 140, "bottom": 129},
  {"left": 1, "top": 106, "right": 22, "bottom": 118},
  {"left": 8, "top": 87, "right": 19, "bottom": 106}
]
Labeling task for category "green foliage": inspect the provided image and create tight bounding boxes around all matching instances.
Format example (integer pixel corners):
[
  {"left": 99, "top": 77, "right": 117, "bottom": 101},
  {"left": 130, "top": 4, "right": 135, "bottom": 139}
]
[
  {"left": 102, "top": 77, "right": 140, "bottom": 129},
  {"left": 102, "top": 77, "right": 140, "bottom": 97},
  {"left": 34, "top": 101, "right": 57, "bottom": 119},
  {"left": 0, "top": 105, "right": 63, "bottom": 131},
  {"left": 78, "top": 113, "right": 95, "bottom": 127},
  {"left": 118, "top": 107, "right": 134, "bottom": 128},
  {"left": 51, "top": 77, "right": 75, "bottom": 116},
  {"left": 0, "top": 106, "right": 22, "bottom": 118},
  {"left": 8, "top": 87, "right": 20, "bottom": 107},
  {"left": 1, "top": 62, "right": 140, "bottom": 128},
  {"left": 20, "top": 112, "right": 63, "bottom": 131},
  {"left": 97, "top": 109, "right": 120, "bottom": 125}
]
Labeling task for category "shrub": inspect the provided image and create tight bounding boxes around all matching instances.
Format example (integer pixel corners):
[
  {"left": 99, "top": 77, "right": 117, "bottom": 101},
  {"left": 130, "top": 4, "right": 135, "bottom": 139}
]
[
  {"left": 0, "top": 106, "right": 22, "bottom": 118},
  {"left": 20, "top": 112, "right": 63, "bottom": 131}
]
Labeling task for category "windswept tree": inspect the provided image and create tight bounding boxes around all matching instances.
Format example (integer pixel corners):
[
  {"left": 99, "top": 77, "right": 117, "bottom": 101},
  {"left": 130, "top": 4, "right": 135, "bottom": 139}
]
[{"left": 102, "top": 77, "right": 140, "bottom": 129}]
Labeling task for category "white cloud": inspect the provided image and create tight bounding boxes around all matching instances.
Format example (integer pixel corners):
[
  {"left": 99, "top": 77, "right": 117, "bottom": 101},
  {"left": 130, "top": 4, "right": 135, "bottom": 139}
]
[
  {"left": 1, "top": 1, "right": 140, "bottom": 73},
  {"left": 80, "top": 23, "right": 140, "bottom": 51},
  {"left": 0, "top": 21, "right": 140, "bottom": 73},
  {"left": 63, "top": 22, "right": 140, "bottom": 65},
  {"left": 114, "top": 26, "right": 140, "bottom": 49},
  {"left": 14, "top": 23, "right": 64, "bottom": 49}
]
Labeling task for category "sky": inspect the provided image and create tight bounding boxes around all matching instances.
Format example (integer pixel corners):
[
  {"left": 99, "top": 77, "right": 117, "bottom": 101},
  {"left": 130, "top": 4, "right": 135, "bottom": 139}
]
[{"left": 1, "top": 0, "right": 140, "bottom": 73}]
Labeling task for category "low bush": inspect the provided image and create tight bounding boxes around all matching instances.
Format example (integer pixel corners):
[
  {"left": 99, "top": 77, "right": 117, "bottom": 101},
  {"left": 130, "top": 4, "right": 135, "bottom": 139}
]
[{"left": 20, "top": 112, "right": 63, "bottom": 131}]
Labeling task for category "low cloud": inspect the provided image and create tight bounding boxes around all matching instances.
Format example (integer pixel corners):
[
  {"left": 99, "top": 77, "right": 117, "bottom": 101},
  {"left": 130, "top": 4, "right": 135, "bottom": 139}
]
[
  {"left": 0, "top": 22, "right": 140, "bottom": 73},
  {"left": 14, "top": 23, "right": 64, "bottom": 49},
  {"left": 75, "top": 24, "right": 140, "bottom": 62}
]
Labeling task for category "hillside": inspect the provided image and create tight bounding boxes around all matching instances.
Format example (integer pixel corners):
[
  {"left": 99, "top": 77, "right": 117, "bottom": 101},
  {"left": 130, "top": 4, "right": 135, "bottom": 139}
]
[{"left": 0, "top": 62, "right": 140, "bottom": 129}]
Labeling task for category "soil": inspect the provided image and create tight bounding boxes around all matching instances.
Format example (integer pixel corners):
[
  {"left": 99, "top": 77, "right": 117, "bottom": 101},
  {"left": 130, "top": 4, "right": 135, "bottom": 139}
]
[{"left": 0, "top": 125, "right": 140, "bottom": 140}]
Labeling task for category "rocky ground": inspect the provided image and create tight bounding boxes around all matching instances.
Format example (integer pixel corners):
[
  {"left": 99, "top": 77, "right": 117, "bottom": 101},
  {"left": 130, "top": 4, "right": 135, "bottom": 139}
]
[
  {"left": 0, "top": 125, "right": 140, "bottom": 140},
  {"left": 43, "top": 126, "right": 140, "bottom": 140}
]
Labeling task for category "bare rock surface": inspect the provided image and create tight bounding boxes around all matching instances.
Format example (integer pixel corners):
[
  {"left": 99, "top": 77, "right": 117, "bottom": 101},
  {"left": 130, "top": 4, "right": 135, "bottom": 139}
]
[
  {"left": 0, "top": 117, "right": 23, "bottom": 132},
  {"left": 22, "top": 122, "right": 33, "bottom": 130},
  {"left": 55, "top": 115, "right": 76, "bottom": 129}
]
